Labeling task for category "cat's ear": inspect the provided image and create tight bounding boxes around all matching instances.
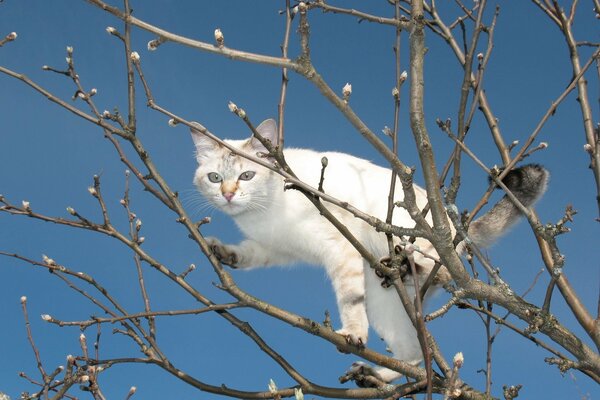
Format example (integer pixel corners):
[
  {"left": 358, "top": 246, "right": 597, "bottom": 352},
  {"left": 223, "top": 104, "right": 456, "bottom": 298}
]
[
  {"left": 248, "top": 119, "right": 278, "bottom": 156},
  {"left": 190, "top": 122, "right": 218, "bottom": 161}
]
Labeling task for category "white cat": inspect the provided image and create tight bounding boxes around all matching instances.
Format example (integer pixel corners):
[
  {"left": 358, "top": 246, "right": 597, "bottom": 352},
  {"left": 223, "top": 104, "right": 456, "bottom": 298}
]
[{"left": 191, "top": 119, "right": 549, "bottom": 384}]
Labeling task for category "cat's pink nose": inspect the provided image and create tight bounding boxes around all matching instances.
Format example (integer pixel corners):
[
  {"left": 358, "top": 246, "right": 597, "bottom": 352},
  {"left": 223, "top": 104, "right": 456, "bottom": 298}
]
[{"left": 223, "top": 192, "right": 235, "bottom": 202}]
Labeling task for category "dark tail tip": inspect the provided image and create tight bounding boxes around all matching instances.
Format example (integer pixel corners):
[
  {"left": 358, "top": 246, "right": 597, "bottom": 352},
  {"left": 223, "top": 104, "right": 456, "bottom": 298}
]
[
  {"left": 491, "top": 163, "right": 550, "bottom": 207},
  {"left": 468, "top": 164, "right": 549, "bottom": 247}
]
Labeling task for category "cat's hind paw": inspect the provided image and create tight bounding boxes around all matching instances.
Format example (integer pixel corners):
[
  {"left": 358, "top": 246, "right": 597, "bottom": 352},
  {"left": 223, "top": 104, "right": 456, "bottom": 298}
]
[
  {"left": 205, "top": 237, "right": 239, "bottom": 267},
  {"left": 335, "top": 328, "right": 366, "bottom": 351},
  {"left": 339, "top": 361, "right": 385, "bottom": 388}
]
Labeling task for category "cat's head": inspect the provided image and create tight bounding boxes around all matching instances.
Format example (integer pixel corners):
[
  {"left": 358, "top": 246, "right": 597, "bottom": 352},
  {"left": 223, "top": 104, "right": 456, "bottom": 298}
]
[{"left": 191, "top": 119, "right": 279, "bottom": 216}]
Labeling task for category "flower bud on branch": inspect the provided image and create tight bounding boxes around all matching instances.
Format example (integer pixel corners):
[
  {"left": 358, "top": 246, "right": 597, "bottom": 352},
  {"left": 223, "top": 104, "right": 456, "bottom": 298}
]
[
  {"left": 179, "top": 263, "right": 196, "bottom": 280},
  {"left": 0, "top": 32, "right": 18, "bottom": 47},
  {"left": 502, "top": 384, "right": 523, "bottom": 400},
  {"left": 399, "top": 70, "right": 408, "bottom": 83},
  {"left": 147, "top": 39, "right": 160, "bottom": 51},
  {"left": 228, "top": 101, "right": 246, "bottom": 118},
  {"left": 453, "top": 351, "right": 464, "bottom": 368},
  {"left": 130, "top": 51, "right": 140, "bottom": 63},
  {"left": 445, "top": 351, "right": 464, "bottom": 398},
  {"left": 125, "top": 386, "right": 137, "bottom": 400},
  {"left": 42, "top": 254, "right": 57, "bottom": 266},
  {"left": 268, "top": 379, "right": 278, "bottom": 395},
  {"left": 342, "top": 83, "right": 352, "bottom": 103},
  {"left": 79, "top": 333, "right": 88, "bottom": 358},
  {"left": 214, "top": 28, "right": 224, "bottom": 48}
]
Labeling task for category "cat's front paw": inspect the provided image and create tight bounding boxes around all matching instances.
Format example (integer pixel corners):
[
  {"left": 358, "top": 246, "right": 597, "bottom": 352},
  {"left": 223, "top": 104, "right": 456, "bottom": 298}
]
[
  {"left": 336, "top": 327, "right": 367, "bottom": 350},
  {"left": 339, "top": 361, "right": 385, "bottom": 388},
  {"left": 205, "top": 237, "right": 239, "bottom": 267}
]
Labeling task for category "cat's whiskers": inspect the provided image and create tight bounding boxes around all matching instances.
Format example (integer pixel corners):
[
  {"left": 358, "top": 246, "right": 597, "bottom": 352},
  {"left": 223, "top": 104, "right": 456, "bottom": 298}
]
[
  {"left": 246, "top": 193, "right": 275, "bottom": 214},
  {"left": 181, "top": 190, "right": 220, "bottom": 218},
  {"left": 246, "top": 201, "right": 268, "bottom": 214}
]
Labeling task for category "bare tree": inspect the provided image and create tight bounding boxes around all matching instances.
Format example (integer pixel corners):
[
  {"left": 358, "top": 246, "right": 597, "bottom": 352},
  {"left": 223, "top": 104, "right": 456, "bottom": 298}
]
[{"left": 0, "top": 1, "right": 598, "bottom": 399}]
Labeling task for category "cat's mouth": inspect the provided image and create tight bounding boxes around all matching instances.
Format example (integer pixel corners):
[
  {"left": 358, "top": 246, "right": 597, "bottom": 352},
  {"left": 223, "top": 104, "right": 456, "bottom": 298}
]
[{"left": 219, "top": 199, "right": 246, "bottom": 215}]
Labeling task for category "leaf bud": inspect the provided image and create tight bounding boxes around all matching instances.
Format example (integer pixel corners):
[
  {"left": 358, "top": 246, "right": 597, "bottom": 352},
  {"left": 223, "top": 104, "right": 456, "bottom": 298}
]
[
  {"left": 453, "top": 351, "right": 464, "bottom": 368},
  {"left": 399, "top": 70, "right": 408, "bottom": 83},
  {"left": 214, "top": 28, "right": 224, "bottom": 47},
  {"left": 342, "top": 83, "right": 352, "bottom": 101},
  {"left": 130, "top": 51, "right": 140, "bottom": 62}
]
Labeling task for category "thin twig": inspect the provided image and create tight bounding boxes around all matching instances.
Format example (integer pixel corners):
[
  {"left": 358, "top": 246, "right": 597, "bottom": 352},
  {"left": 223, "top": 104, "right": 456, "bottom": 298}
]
[
  {"left": 86, "top": 0, "right": 297, "bottom": 70},
  {"left": 385, "top": 0, "right": 404, "bottom": 255},
  {"left": 310, "top": 0, "right": 410, "bottom": 28},
  {"left": 43, "top": 304, "right": 242, "bottom": 328},
  {"left": 277, "top": 0, "right": 292, "bottom": 147},
  {"left": 21, "top": 297, "right": 48, "bottom": 384}
]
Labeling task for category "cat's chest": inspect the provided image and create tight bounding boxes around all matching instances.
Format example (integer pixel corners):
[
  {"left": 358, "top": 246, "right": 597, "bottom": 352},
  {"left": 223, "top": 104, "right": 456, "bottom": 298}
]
[
  {"left": 235, "top": 206, "right": 308, "bottom": 242},
  {"left": 233, "top": 203, "right": 324, "bottom": 261}
]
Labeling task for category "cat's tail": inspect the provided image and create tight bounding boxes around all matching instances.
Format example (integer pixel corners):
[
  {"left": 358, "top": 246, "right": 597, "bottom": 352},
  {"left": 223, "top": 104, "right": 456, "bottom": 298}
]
[{"left": 467, "top": 164, "right": 549, "bottom": 247}]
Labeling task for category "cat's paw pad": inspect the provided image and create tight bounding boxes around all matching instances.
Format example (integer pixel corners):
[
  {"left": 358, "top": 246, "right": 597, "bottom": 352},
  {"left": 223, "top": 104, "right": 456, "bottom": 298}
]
[
  {"left": 335, "top": 328, "right": 366, "bottom": 351},
  {"left": 339, "top": 361, "right": 385, "bottom": 388},
  {"left": 205, "top": 237, "right": 239, "bottom": 267}
]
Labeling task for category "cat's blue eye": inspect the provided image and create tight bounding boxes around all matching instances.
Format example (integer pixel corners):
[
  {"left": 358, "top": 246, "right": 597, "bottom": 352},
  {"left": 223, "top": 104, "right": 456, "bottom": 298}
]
[
  {"left": 239, "top": 171, "right": 256, "bottom": 181},
  {"left": 207, "top": 172, "right": 223, "bottom": 183}
]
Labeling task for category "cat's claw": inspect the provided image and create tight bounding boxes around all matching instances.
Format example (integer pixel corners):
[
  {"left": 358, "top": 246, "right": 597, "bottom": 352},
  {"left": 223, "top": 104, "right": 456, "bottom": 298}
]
[
  {"left": 339, "top": 361, "right": 385, "bottom": 388},
  {"left": 335, "top": 328, "right": 366, "bottom": 352},
  {"left": 205, "top": 237, "right": 239, "bottom": 267}
]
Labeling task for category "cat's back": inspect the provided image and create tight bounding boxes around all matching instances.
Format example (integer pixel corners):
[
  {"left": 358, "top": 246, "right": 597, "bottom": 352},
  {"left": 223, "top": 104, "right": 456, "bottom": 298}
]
[
  {"left": 284, "top": 147, "right": 387, "bottom": 179},
  {"left": 283, "top": 147, "right": 394, "bottom": 209}
]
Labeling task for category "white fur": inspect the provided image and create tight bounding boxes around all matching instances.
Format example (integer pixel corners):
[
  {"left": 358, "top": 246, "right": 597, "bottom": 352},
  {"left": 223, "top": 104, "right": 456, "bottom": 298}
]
[
  {"left": 191, "top": 119, "right": 439, "bottom": 382},
  {"left": 191, "top": 119, "right": 546, "bottom": 384}
]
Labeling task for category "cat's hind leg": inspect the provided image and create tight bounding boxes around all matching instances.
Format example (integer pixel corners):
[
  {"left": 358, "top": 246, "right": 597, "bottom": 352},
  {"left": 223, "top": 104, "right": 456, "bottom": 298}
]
[
  {"left": 340, "top": 264, "right": 424, "bottom": 386},
  {"left": 324, "top": 250, "right": 369, "bottom": 347},
  {"left": 339, "top": 361, "right": 386, "bottom": 388}
]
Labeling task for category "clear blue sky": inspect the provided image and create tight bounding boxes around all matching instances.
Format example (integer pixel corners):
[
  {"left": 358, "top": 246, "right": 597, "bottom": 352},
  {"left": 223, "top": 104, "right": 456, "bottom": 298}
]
[{"left": 1, "top": 1, "right": 598, "bottom": 399}]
